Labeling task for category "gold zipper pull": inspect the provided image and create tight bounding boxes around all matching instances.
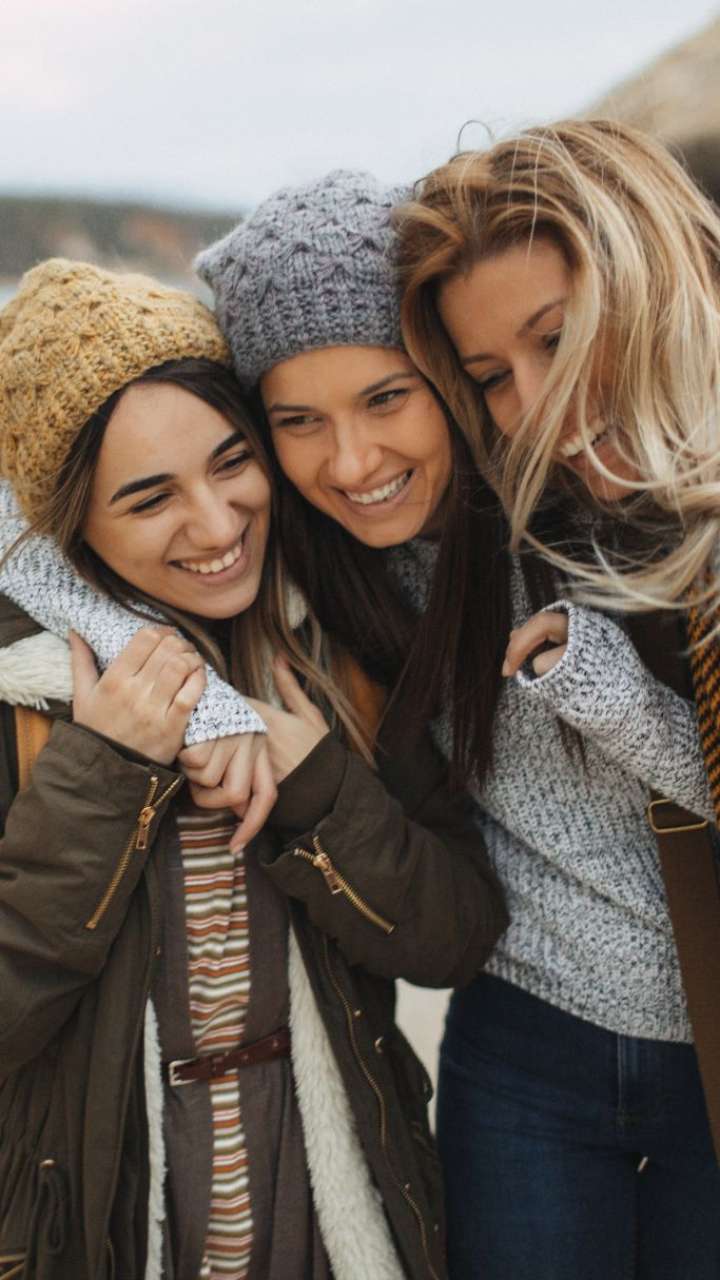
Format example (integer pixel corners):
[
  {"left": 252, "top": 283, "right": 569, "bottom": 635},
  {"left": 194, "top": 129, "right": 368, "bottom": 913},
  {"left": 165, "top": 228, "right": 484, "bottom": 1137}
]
[
  {"left": 135, "top": 805, "right": 156, "bottom": 850},
  {"left": 311, "top": 849, "right": 344, "bottom": 894}
]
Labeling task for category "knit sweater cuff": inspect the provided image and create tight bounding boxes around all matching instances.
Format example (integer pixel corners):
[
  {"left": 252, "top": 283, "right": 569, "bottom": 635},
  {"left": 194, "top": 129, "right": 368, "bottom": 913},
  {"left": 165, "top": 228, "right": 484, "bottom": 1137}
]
[{"left": 515, "top": 600, "right": 714, "bottom": 820}]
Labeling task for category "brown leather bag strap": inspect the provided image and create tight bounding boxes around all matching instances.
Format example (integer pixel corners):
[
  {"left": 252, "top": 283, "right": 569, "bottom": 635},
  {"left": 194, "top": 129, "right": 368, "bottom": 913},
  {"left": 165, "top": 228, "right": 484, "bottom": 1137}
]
[
  {"left": 628, "top": 613, "right": 720, "bottom": 1162},
  {"left": 14, "top": 705, "right": 52, "bottom": 791}
]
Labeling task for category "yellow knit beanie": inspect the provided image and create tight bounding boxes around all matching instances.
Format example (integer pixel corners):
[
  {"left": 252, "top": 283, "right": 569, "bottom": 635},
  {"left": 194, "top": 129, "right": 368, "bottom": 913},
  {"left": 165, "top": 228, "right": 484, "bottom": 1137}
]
[{"left": 0, "top": 258, "right": 231, "bottom": 521}]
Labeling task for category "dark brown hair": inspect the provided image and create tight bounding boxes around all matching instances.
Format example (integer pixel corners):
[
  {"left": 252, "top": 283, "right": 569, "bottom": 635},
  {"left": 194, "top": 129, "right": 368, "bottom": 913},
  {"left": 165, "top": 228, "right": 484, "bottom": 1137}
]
[
  {"left": 15, "top": 357, "right": 372, "bottom": 756},
  {"left": 257, "top": 386, "right": 514, "bottom": 787}
]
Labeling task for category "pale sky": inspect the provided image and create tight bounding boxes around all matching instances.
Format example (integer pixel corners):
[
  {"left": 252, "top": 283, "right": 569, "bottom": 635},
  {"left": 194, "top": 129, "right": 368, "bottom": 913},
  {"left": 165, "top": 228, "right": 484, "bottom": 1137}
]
[{"left": 3, "top": 0, "right": 719, "bottom": 211}]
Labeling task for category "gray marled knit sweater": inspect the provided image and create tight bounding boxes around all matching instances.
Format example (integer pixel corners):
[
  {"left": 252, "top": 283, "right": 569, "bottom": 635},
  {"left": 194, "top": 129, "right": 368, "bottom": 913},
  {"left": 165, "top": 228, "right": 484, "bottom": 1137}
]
[{"left": 390, "top": 538, "right": 715, "bottom": 1042}]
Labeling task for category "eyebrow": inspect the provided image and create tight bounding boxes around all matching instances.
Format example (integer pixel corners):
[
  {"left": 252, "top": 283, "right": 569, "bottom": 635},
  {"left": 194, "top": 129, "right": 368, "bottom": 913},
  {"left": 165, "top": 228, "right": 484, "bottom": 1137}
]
[
  {"left": 265, "top": 370, "right": 420, "bottom": 416},
  {"left": 109, "top": 431, "right": 246, "bottom": 505},
  {"left": 460, "top": 298, "right": 567, "bottom": 367}
]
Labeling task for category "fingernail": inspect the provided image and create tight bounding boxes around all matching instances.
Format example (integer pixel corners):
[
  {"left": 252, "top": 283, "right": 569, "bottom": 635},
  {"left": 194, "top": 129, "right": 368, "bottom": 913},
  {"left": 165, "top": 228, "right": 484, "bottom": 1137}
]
[{"left": 501, "top": 660, "right": 510, "bottom": 676}]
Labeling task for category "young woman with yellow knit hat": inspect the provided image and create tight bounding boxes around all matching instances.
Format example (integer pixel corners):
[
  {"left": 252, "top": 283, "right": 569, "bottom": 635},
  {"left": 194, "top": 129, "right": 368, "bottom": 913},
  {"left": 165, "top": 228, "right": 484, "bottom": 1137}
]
[{"left": 0, "top": 259, "right": 506, "bottom": 1280}]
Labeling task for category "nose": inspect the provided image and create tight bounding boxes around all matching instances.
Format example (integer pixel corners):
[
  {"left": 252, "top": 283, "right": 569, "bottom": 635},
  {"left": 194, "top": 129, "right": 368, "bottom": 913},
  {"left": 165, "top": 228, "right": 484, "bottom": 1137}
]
[
  {"left": 185, "top": 489, "right": 241, "bottom": 550},
  {"left": 326, "top": 422, "right": 384, "bottom": 489}
]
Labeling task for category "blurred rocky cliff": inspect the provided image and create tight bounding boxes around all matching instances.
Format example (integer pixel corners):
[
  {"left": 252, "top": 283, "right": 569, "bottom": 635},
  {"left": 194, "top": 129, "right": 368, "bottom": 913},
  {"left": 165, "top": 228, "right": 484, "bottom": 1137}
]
[
  {"left": 0, "top": 197, "right": 239, "bottom": 291},
  {"left": 591, "top": 15, "right": 720, "bottom": 203}
]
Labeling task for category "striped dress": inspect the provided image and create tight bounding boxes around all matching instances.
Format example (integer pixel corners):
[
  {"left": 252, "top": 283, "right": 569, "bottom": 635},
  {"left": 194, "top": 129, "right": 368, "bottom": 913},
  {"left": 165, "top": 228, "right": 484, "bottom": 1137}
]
[
  {"left": 158, "top": 798, "right": 331, "bottom": 1280},
  {"left": 178, "top": 807, "right": 254, "bottom": 1279}
]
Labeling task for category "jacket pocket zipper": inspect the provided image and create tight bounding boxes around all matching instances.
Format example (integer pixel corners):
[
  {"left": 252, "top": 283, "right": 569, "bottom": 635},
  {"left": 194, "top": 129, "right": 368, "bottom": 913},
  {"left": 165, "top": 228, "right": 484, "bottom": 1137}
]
[
  {"left": 85, "top": 775, "right": 182, "bottom": 930},
  {"left": 293, "top": 836, "right": 395, "bottom": 934}
]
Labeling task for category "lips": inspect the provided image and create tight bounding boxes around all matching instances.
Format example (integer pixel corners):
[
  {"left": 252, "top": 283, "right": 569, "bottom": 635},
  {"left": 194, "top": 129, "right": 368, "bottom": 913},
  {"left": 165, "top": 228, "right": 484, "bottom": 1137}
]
[
  {"left": 343, "top": 470, "right": 412, "bottom": 506},
  {"left": 557, "top": 424, "right": 608, "bottom": 461},
  {"left": 175, "top": 534, "right": 245, "bottom": 576}
]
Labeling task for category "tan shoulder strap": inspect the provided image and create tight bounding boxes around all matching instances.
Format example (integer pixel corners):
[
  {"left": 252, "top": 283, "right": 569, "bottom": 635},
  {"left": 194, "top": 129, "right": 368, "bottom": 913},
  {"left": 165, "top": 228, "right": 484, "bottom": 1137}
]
[
  {"left": 628, "top": 613, "right": 720, "bottom": 1164},
  {"left": 14, "top": 705, "right": 52, "bottom": 791}
]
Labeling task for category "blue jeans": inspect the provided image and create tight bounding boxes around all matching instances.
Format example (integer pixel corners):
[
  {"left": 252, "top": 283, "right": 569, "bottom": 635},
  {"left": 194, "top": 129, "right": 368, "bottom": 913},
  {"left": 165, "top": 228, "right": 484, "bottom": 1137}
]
[{"left": 437, "top": 975, "right": 720, "bottom": 1280}]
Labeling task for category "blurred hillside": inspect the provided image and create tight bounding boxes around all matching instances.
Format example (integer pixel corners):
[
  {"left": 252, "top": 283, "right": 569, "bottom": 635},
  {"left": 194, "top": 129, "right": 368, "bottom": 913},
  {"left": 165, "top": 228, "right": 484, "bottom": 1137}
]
[
  {"left": 591, "top": 14, "right": 720, "bottom": 203},
  {"left": 0, "top": 196, "right": 240, "bottom": 288}
]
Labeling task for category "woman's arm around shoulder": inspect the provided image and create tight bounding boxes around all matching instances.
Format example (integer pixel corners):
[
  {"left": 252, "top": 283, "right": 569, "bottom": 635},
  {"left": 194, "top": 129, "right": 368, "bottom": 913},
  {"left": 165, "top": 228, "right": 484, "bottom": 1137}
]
[
  {"left": 259, "top": 693, "right": 508, "bottom": 989},
  {"left": 506, "top": 602, "right": 715, "bottom": 821}
]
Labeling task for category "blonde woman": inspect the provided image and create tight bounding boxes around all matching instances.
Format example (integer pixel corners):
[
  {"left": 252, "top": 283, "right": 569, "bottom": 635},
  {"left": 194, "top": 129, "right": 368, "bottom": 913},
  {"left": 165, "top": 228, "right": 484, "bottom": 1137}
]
[{"left": 391, "top": 122, "right": 720, "bottom": 1278}]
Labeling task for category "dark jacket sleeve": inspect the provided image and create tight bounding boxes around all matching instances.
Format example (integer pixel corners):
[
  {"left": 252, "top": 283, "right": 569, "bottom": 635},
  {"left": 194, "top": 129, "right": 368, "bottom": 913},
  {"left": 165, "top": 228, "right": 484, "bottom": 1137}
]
[
  {"left": 0, "top": 718, "right": 181, "bottom": 1074},
  {"left": 259, "top": 721, "right": 508, "bottom": 989}
]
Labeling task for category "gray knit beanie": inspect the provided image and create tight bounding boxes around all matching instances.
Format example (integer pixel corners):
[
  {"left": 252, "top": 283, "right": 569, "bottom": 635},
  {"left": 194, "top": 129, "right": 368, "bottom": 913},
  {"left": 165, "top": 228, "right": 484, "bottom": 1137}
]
[{"left": 195, "top": 170, "right": 408, "bottom": 387}]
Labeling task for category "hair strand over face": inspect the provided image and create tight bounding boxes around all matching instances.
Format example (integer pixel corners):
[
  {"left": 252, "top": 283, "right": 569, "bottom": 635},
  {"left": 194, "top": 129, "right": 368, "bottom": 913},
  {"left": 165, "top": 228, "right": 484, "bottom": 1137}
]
[{"left": 396, "top": 118, "right": 720, "bottom": 625}]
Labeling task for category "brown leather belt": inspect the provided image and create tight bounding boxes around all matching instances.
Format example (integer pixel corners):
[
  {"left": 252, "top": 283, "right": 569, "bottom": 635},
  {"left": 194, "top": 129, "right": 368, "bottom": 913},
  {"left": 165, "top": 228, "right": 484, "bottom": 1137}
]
[{"left": 165, "top": 1027, "right": 291, "bottom": 1087}]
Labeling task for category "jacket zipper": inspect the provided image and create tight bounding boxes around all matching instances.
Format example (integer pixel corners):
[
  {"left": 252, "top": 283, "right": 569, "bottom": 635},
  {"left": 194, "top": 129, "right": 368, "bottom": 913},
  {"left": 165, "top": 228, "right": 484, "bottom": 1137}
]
[
  {"left": 85, "top": 775, "right": 182, "bottom": 930},
  {"left": 293, "top": 836, "right": 396, "bottom": 935},
  {"left": 322, "top": 935, "right": 441, "bottom": 1280}
]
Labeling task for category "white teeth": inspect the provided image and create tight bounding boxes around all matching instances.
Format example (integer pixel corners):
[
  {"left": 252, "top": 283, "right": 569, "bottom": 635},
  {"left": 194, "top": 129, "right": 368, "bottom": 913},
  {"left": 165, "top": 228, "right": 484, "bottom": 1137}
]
[
  {"left": 559, "top": 425, "right": 606, "bottom": 459},
  {"left": 344, "top": 471, "right": 411, "bottom": 506},
  {"left": 179, "top": 540, "right": 243, "bottom": 575}
]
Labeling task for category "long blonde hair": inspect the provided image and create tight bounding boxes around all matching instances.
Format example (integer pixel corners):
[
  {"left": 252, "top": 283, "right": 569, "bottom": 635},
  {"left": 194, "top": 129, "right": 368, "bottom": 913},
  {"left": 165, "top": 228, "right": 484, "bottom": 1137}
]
[{"left": 396, "top": 118, "right": 720, "bottom": 616}]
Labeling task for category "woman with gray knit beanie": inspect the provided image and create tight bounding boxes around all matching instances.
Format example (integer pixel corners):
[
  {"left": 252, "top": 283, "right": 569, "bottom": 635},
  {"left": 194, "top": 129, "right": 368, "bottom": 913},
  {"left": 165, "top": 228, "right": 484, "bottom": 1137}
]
[{"left": 192, "top": 163, "right": 720, "bottom": 1280}]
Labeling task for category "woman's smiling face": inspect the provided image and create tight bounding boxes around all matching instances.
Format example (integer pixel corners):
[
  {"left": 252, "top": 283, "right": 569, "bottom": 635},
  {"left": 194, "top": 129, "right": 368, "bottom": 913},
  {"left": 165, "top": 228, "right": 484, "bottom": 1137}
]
[
  {"left": 438, "top": 236, "right": 639, "bottom": 502},
  {"left": 262, "top": 346, "right": 452, "bottom": 547},
  {"left": 83, "top": 381, "right": 271, "bottom": 619}
]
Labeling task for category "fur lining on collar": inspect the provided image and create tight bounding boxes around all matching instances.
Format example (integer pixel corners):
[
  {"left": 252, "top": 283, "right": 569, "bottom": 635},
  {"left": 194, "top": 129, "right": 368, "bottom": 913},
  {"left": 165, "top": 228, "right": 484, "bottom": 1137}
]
[
  {"left": 288, "top": 930, "right": 405, "bottom": 1280},
  {"left": 141, "top": 938, "right": 404, "bottom": 1280},
  {"left": 143, "top": 1000, "right": 166, "bottom": 1280},
  {"left": 0, "top": 631, "right": 72, "bottom": 708}
]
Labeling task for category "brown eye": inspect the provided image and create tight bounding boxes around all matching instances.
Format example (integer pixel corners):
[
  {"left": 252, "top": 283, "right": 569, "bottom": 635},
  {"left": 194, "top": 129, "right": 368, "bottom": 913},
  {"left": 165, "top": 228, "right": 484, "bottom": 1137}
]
[
  {"left": 273, "top": 415, "right": 319, "bottom": 432},
  {"left": 129, "top": 492, "right": 169, "bottom": 515},
  {"left": 218, "top": 450, "right": 251, "bottom": 471},
  {"left": 477, "top": 371, "right": 509, "bottom": 394}
]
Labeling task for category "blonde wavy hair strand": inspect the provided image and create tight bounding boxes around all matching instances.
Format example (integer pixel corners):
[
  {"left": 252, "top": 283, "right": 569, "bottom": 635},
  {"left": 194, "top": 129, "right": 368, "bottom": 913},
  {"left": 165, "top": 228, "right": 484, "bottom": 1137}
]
[{"left": 395, "top": 118, "right": 720, "bottom": 620}]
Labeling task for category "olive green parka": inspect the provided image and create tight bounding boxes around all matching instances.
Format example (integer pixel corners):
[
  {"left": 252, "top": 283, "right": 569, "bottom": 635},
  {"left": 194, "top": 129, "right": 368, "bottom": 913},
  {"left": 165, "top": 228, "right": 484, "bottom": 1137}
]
[{"left": 0, "top": 598, "right": 507, "bottom": 1280}]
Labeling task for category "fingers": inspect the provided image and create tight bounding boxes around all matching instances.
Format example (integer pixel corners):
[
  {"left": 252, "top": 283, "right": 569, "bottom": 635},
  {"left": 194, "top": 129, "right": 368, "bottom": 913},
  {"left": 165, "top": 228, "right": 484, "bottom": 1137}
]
[
  {"left": 532, "top": 647, "right": 567, "bottom": 677},
  {"left": 180, "top": 739, "right": 229, "bottom": 788},
  {"left": 230, "top": 745, "right": 277, "bottom": 853},
  {"left": 106, "top": 626, "right": 176, "bottom": 680},
  {"left": 187, "top": 780, "right": 234, "bottom": 810},
  {"left": 220, "top": 740, "right": 255, "bottom": 808},
  {"left": 69, "top": 631, "right": 99, "bottom": 703},
  {"left": 503, "top": 612, "right": 568, "bottom": 677},
  {"left": 171, "top": 665, "right": 206, "bottom": 717},
  {"left": 178, "top": 741, "right": 214, "bottom": 774},
  {"left": 272, "top": 656, "right": 327, "bottom": 730},
  {"left": 151, "top": 646, "right": 205, "bottom": 715}
]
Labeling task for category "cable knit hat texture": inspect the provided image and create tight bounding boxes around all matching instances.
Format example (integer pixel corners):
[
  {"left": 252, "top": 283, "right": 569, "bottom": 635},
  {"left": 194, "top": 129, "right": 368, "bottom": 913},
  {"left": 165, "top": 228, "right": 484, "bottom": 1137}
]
[
  {"left": 195, "top": 170, "right": 408, "bottom": 387},
  {"left": 0, "top": 258, "right": 230, "bottom": 521}
]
